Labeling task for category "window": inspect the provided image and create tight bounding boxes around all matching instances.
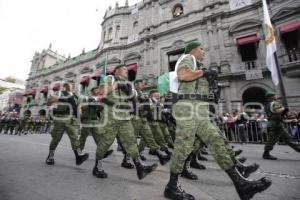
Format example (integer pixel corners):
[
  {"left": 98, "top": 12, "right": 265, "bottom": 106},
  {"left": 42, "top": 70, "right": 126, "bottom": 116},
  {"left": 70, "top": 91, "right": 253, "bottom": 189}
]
[
  {"left": 115, "top": 25, "right": 120, "bottom": 39},
  {"left": 108, "top": 27, "right": 113, "bottom": 40},
  {"left": 282, "top": 30, "right": 299, "bottom": 62},
  {"left": 173, "top": 4, "right": 183, "bottom": 18},
  {"left": 103, "top": 31, "right": 106, "bottom": 41},
  {"left": 239, "top": 43, "right": 258, "bottom": 70},
  {"left": 236, "top": 35, "right": 259, "bottom": 70}
]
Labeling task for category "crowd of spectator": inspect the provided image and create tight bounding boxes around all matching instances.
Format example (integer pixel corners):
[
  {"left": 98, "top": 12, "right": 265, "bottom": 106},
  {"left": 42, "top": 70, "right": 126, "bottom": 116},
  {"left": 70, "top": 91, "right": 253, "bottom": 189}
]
[{"left": 216, "top": 109, "right": 300, "bottom": 144}]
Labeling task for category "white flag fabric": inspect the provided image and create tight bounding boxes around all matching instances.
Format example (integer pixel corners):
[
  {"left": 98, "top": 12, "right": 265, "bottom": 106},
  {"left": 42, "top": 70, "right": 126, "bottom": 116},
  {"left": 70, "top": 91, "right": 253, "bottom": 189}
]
[
  {"left": 169, "top": 54, "right": 196, "bottom": 93},
  {"left": 262, "top": 0, "right": 279, "bottom": 85}
]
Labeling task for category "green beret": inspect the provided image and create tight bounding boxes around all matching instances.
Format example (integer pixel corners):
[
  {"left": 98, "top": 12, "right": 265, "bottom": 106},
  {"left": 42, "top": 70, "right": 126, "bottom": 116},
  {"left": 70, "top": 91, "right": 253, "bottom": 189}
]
[
  {"left": 265, "top": 91, "right": 276, "bottom": 98},
  {"left": 133, "top": 79, "right": 143, "bottom": 84},
  {"left": 184, "top": 42, "right": 202, "bottom": 54},
  {"left": 113, "top": 64, "right": 126, "bottom": 74},
  {"left": 149, "top": 89, "right": 158, "bottom": 96}
]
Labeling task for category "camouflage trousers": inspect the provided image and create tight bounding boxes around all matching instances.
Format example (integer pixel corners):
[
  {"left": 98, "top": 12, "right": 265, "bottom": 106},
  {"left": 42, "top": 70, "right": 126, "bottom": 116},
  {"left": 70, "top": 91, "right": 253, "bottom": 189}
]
[
  {"left": 79, "top": 120, "right": 103, "bottom": 151},
  {"left": 170, "top": 100, "right": 234, "bottom": 174},
  {"left": 159, "top": 122, "right": 174, "bottom": 146},
  {"left": 265, "top": 120, "right": 292, "bottom": 151},
  {"left": 96, "top": 108, "right": 139, "bottom": 160},
  {"left": 49, "top": 116, "right": 80, "bottom": 150},
  {"left": 149, "top": 121, "right": 169, "bottom": 151},
  {"left": 132, "top": 117, "right": 159, "bottom": 152}
]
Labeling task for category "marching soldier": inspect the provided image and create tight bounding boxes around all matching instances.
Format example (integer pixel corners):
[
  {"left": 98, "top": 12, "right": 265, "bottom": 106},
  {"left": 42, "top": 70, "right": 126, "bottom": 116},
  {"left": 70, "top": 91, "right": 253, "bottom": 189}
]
[
  {"left": 147, "top": 90, "right": 172, "bottom": 157},
  {"left": 164, "top": 42, "right": 271, "bottom": 200},
  {"left": 132, "top": 79, "right": 170, "bottom": 165},
  {"left": 93, "top": 65, "right": 157, "bottom": 180},
  {"left": 263, "top": 91, "right": 300, "bottom": 160},
  {"left": 78, "top": 86, "right": 113, "bottom": 157},
  {"left": 45, "top": 82, "right": 89, "bottom": 166}
]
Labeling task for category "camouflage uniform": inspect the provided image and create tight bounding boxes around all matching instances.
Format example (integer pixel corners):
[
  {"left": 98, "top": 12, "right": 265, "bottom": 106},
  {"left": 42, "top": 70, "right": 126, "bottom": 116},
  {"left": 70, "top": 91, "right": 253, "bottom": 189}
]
[
  {"left": 49, "top": 91, "right": 81, "bottom": 151},
  {"left": 264, "top": 100, "right": 295, "bottom": 152},
  {"left": 147, "top": 100, "right": 169, "bottom": 151},
  {"left": 79, "top": 95, "right": 103, "bottom": 151},
  {"left": 95, "top": 76, "right": 139, "bottom": 160},
  {"left": 170, "top": 55, "right": 234, "bottom": 174}
]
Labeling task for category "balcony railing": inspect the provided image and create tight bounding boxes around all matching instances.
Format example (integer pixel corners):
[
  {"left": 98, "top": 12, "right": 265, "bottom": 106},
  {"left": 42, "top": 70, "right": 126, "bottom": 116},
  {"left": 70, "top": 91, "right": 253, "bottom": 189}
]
[
  {"left": 279, "top": 49, "right": 300, "bottom": 64},
  {"left": 244, "top": 60, "right": 257, "bottom": 71}
]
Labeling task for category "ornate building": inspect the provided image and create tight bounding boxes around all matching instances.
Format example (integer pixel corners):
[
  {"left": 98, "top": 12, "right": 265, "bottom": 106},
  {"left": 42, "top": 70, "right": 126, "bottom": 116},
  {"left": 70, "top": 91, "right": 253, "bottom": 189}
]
[{"left": 23, "top": 0, "right": 300, "bottom": 116}]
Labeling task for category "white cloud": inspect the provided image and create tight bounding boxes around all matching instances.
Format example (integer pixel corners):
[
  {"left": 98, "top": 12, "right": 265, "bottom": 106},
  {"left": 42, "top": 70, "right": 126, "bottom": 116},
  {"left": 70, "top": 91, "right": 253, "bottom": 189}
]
[{"left": 0, "top": 0, "right": 140, "bottom": 81}]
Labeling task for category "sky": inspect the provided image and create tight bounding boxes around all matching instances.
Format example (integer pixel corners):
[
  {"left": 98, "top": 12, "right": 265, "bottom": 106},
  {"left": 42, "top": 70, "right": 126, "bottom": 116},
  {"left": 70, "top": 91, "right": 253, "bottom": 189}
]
[{"left": 0, "top": 0, "right": 141, "bottom": 81}]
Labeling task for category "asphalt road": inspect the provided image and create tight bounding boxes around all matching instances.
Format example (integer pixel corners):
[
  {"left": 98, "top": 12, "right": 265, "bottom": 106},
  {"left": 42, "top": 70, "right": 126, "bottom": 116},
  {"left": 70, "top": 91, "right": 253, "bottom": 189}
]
[{"left": 0, "top": 133, "right": 300, "bottom": 200}]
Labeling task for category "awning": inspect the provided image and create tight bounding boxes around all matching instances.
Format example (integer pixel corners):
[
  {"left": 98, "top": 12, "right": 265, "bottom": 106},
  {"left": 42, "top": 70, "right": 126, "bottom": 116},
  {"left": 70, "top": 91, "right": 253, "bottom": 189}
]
[
  {"left": 52, "top": 83, "right": 61, "bottom": 91},
  {"left": 126, "top": 63, "right": 138, "bottom": 72},
  {"left": 279, "top": 21, "right": 300, "bottom": 34},
  {"left": 91, "top": 70, "right": 101, "bottom": 80},
  {"left": 40, "top": 86, "right": 48, "bottom": 94},
  {"left": 236, "top": 35, "right": 259, "bottom": 45},
  {"left": 22, "top": 90, "right": 30, "bottom": 96},
  {"left": 80, "top": 76, "right": 91, "bottom": 85}
]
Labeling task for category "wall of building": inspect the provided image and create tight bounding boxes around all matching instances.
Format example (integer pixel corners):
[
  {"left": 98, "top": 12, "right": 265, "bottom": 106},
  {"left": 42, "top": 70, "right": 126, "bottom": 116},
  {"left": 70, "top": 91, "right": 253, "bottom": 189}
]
[{"left": 24, "top": 0, "right": 300, "bottom": 116}]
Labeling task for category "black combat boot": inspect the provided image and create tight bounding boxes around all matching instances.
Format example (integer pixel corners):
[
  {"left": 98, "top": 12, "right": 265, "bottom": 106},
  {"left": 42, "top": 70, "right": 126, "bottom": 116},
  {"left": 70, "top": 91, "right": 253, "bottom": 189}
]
[
  {"left": 262, "top": 150, "right": 277, "bottom": 160},
  {"left": 149, "top": 149, "right": 157, "bottom": 155},
  {"left": 164, "top": 172, "right": 195, "bottom": 200},
  {"left": 132, "top": 157, "right": 158, "bottom": 180},
  {"left": 201, "top": 149, "right": 208, "bottom": 155},
  {"left": 93, "top": 158, "right": 108, "bottom": 178},
  {"left": 237, "top": 157, "right": 247, "bottom": 163},
  {"left": 190, "top": 154, "right": 206, "bottom": 170},
  {"left": 103, "top": 149, "right": 113, "bottom": 159},
  {"left": 234, "top": 149, "right": 243, "bottom": 156},
  {"left": 287, "top": 142, "right": 300, "bottom": 153},
  {"left": 234, "top": 158, "right": 259, "bottom": 178},
  {"left": 226, "top": 167, "right": 272, "bottom": 200},
  {"left": 45, "top": 150, "right": 55, "bottom": 165},
  {"left": 121, "top": 153, "right": 134, "bottom": 169},
  {"left": 139, "top": 153, "right": 147, "bottom": 161},
  {"left": 197, "top": 153, "right": 208, "bottom": 161},
  {"left": 154, "top": 149, "right": 170, "bottom": 165},
  {"left": 165, "top": 149, "right": 172, "bottom": 158},
  {"left": 181, "top": 156, "right": 198, "bottom": 180},
  {"left": 74, "top": 149, "right": 89, "bottom": 165}
]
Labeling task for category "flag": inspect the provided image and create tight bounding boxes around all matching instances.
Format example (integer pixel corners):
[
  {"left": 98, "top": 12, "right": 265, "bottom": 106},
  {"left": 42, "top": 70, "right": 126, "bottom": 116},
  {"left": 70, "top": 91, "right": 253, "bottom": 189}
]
[
  {"left": 157, "top": 73, "right": 170, "bottom": 96},
  {"left": 262, "top": 0, "right": 279, "bottom": 85},
  {"left": 100, "top": 59, "right": 107, "bottom": 84}
]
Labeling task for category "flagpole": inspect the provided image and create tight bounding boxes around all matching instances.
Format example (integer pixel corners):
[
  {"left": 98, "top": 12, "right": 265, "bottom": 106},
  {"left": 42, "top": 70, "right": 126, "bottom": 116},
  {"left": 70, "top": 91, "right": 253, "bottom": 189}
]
[{"left": 273, "top": 52, "right": 288, "bottom": 107}]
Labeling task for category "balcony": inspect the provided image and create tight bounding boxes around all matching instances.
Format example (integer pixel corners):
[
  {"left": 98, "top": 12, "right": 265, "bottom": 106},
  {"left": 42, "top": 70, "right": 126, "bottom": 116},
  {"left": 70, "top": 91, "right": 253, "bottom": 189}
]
[
  {"left": 278, "top": 49, "right": 300, "bottom": 77},
  {"left": 244, "top": 60, "right": 257, "bottom": 71}
]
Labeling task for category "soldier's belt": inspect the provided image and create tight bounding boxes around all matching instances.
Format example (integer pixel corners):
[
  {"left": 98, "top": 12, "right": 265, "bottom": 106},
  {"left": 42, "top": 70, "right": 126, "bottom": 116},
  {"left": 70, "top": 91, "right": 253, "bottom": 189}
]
[
  {"left": 102, "top": 98, "right": 132, "bottom": 110},
  {"left": 172, "top": 93, "right": 214, "bottom": 102}
]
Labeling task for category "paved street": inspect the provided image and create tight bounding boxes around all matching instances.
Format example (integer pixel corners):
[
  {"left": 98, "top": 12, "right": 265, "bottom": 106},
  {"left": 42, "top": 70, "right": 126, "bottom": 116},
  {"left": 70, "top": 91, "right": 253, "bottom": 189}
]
[{"left": 0, "top": 133, "right": 300, "bottom": 200}]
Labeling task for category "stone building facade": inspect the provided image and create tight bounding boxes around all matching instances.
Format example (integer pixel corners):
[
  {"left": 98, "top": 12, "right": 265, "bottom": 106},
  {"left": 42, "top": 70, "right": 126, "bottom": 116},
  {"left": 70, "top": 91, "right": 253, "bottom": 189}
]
[{"left": 23, "top": 0, "right": 300, "bottom": 117}]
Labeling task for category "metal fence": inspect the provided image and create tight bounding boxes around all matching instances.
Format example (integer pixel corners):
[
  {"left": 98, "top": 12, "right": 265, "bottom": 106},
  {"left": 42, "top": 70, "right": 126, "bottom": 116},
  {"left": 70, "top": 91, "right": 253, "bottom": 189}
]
[{"left": 222, "top": 120, "right": 300, "bottom": 144}]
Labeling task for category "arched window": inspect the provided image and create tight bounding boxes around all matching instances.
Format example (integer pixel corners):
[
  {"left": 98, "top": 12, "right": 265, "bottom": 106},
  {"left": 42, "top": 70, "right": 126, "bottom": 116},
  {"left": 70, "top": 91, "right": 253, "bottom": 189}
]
[
  {"left": 103, "top": 31, "right": 106, "bottom": 41},
  {"left": 133, "top": 21, "right": 138, "bottom": 28},
  {"left": 108, "top": 27, "right": 113, "bottom": 40},
  {"left": 172, "top": 4, "right": 183, "bottom": 18},
  {"left": 115, "top": 25, "right": 120, "bottom": 39}
]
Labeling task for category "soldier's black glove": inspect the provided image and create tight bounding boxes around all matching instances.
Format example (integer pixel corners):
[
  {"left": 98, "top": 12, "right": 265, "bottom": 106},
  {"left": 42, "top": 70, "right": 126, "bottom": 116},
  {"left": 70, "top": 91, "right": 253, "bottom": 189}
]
[
  {"left": 282, "top": 107, "right": 289, "bottom": 115},
  {"left": 203, "top": 68, "right": 218, "bottom": 79}
]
